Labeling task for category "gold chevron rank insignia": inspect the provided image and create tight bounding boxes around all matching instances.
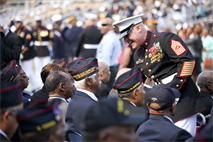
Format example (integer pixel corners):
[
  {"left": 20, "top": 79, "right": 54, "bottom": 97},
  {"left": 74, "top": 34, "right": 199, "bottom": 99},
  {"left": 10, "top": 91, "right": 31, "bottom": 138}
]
[{"left": 180, "top": 60, "right": 195, "bottom": 77}]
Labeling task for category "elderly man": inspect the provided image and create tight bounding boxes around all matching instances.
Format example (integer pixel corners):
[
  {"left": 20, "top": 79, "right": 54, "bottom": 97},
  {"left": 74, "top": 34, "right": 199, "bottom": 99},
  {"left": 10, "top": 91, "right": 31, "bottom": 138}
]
[
  {"left": 45, "top": 71, "right": 75, "bottom": 102},
  {"left": 31, "top": 63, "right": 66, "bottom": 102},
  {"left": 96, "top": 17, "right": 122, "bottom": 88},
  {"left": 113, "top": 14, "right": 205, "bottom": 136},
  {"left": 197, "top": 71, "right": 213, "bottom": 116},
  {"left": 0, "top": 82, "right": 24, "bottom": 141},
  {"left": 1, "top": 60, "right": 30, "bottom": 106},
  {"left": 82, "top": 97, "right": 145, "bottom": 142},
  {"left": 17, "top": 99, "right": 65, "bottom": 142},
  {"left": 137, "top": 84, "right": 192, "bottom": 141},
  {"left": 113, "top": 67, "right": 149, "bottom": 117},
  {"left": 95, "top": 61, "right": 111, "bottom": 99},
  {"left": 66, "top": 57, "right": 101, "bottom": 137}
]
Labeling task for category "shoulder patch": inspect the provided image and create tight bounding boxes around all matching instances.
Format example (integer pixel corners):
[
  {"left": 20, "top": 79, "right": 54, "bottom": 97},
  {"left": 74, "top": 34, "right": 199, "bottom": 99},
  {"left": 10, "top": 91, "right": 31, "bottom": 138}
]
[
  {"left": 26, "top": 33, "right": 31, "bottom": 40},
  {"left": 171, "top": 39, "right": 186, "bottom": 56},
  {"left": 179, "top": 60, "right": 195, "bottom": 77}
]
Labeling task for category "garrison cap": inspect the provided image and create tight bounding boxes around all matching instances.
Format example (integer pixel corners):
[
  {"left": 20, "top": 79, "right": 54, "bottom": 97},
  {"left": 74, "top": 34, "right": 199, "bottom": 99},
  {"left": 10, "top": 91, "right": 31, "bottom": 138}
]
[
  {"left": 53, "top": 58, "right": 66, "bottom": 68},
  {"left": 82, "top": 97, "right": 147, "bottom": 132},
  {"left": 1, "top": 60, "right": 22, "bottom": 83},
  {"left": 147, "top": 84, "right": 181, "bottom": 111},
  {"left": 17, "top": 99, "right": 63, "bottom": 133},
  {"left": 0, "top": 82, "right": 23, "bottom": 109},
  {"left": 66, "top": 57, "right": 84, "bottom": 70},
  {"left": 113, "top": 14, "right": 143, "bottom": 39},
  {"left": 113, "top": 67, "right": 143, "bottom": 94},
  {"left": 68, "top": 57, "right": 98, "bottom": 81}
]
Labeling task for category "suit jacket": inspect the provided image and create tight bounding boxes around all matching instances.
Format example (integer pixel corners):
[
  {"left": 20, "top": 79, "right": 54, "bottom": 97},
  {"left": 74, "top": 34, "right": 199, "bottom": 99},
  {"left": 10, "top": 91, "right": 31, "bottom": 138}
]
[
  {"left": 122, "top": 100, "right": 149, "bottom": 126},
  {"left": 31, "top": 85, "right": 49, "bottom": 102},
  {"left": 134, "top": 31, "right": 206, "bottom": 122},
  {"left": 200, "top": 91, "right": 213, "bottom": 116},
  {"left": 136, "top": 114, "right": 192, "bottom": 142},
  {"left": 1, "top": 30, "right": 22, "bottom": 70},
  {"left": 0, "top": 133, "right": 10, "bottom": 142},
  {"left": 95, "top": 83, "right": 111, "bottom": 99},
  {"left": 65, "top": 90, "right": 97, "bottom": 133}
]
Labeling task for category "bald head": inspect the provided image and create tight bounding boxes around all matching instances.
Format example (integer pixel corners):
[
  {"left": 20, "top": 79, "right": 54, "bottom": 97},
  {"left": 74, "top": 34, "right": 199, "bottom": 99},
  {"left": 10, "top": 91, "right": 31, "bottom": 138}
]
[
  {"left": 115, "top": 68, "right": 131, "bottom": 80},
  {"left": 197, "top": 71, "right": 213, "bottom": 88},
  {"left": 98, "top": 61, "right": 111, "bottom": 83},
  {"left": 101, "top": 17, "right": 113, "bottom": 34},
  {"left": 98, "top": 61, "right": 109, "bottom": 72}
]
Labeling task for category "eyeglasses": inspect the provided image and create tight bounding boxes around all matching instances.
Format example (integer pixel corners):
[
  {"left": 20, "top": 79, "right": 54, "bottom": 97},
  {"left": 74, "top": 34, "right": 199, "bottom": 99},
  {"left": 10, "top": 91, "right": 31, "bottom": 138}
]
[{"left": 102, "top": 23, "right": 110, "bottom": 26}]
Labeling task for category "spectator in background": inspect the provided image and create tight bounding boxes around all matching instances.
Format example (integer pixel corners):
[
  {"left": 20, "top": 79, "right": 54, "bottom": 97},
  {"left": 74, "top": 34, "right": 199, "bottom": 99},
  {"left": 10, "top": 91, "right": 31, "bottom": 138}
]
[
  {"left": 95, "top": 61, "right": 111, "bottom": 99},
  {"left": 32, "top": 16, "right": 53, "bottom": 86},
  {"left": 96, "top": 17, "right": 122, "bottom": 89},
  {"left": 201, "top": 28, "right": 213, "bottom": 71},
  {"left": 14, "top": 16, "right": 40, "bottom": 92},
  {"left": 75, "top": 13, "right": 103, "bottom": 59},
  {"left": 184, "top": 25, "right": 203, "bottom": 83},
  {"left": 146, "top": 20, "right": 158, "bottom": 33},
  {"left": 118, "top": 43, "right": 136, "bottom": 71},
  {"left": 51, "top": 14, "right": 66, "bottom": 61},
  {"left": 0, "top": 26, "right": 22, "bottom": 70},
  {"left": 197, "top": 71, "right": 213, "bottom": 117},
  {"left": 62, "top": 16, "right": 82, "bottom": 63}
]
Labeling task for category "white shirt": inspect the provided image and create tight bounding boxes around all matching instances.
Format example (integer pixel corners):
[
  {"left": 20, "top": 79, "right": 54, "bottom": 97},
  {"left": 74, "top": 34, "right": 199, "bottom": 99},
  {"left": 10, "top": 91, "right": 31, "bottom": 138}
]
[
  {"left": 0, "top": 129, "right": 8, "bottom": 139},
  {"left": 96, "top": 30, "right": 122, "bottom": 67},
  {"left": 164, "top": 115, "right": 174, "bottom": 123},
  {"left": 78, "top": 89, "right": 98, "bottom": 101},
  {"left": 48, "top": 97, "right": 67, "bottom": 103}
]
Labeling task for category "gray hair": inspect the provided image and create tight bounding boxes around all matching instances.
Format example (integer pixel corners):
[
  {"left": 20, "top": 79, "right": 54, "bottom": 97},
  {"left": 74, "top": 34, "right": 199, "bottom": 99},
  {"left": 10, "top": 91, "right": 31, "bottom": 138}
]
[
  {"left": 117, "top": 84, "right": 142, "bottom": 98},
  {"left": 75, "top": 73, "right": 97, "bottom": 89}
]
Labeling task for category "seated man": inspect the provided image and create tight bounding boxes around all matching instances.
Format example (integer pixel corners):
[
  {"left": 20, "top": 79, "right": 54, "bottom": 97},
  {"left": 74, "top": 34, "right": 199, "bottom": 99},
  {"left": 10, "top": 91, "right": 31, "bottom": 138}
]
[
  {"left": 45, "top": 71, "right": 75, "bottom": 122},
  {"left": 0, "top": 82, "right": 24, "bottom": 142},
  {"left": 1, "top": 60, "right": 30, "bottom": 106},
  {"left": 197, "top": 71, "right": 213, "bottom": 116},
  {"left": 113, "top": 67, "right": 149, "bottom": 124},
  {"left": 137, "top": 84, "right": 192, "bottom": 142},
  {"left": 95, "top": 61, "right": 111, "bottom": 99},
  {"left": 31, "top": 63, "right": 66, "bottom": 102},
  {"left": 82, "top": 97, "right": 145, "bottom": 142},
  {"left": 66, "top": 57, "right": 101, "bottom": 135},
  {"left": 17, "top": 99, "right": 65, "bottom": 142}
]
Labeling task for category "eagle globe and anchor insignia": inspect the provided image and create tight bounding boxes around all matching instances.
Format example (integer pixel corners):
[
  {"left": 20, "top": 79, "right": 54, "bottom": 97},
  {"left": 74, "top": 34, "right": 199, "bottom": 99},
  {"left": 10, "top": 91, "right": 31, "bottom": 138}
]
[{"left": 149, "top": 42, "right": 163, "bottom": 63}]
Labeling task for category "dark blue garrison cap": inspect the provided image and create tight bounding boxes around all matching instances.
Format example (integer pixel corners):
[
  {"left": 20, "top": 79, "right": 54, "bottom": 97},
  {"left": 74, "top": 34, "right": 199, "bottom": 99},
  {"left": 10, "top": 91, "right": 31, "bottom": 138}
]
[
  {"left": 113, "top": 67, "right": 143, "bottom": 94},
  {"left": 68, "top": 57, "right": 98, "bottom": 81},
  {"left": 1, "top": 60, "right": 22, "bottom": 83},
  {"left": 16, "top": 99, "right": 63, "bottom": 133},
  {"left": 0, "top": 82, "right": 23, "bottom": 109},
  {"left": 53, "top": 58, "right": 66, "bottom": 68},
  {"left": 66, "top": 57, "right": 84, "bottom": 70}
]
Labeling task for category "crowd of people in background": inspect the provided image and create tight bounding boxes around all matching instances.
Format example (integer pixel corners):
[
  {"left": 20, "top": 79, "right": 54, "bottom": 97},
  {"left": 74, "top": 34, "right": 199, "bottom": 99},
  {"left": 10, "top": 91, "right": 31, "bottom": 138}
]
[{"left": 0, "top": 0, "right": 213, "bottom": 142}]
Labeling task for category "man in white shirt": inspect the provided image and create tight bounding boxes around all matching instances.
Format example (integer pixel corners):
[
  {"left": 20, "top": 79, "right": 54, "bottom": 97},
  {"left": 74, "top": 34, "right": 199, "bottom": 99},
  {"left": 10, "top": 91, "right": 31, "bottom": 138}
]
[
  {"left": 96, "top": 17, "right": 122, "bottom": 88},
  {"left": 66, "top": 57, "right": 101, "bottom": 136}
]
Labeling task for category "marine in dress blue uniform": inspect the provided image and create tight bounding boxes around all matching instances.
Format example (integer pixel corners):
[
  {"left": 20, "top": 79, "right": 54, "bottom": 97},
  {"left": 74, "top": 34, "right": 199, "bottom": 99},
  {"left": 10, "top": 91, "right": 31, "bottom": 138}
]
[{"left": 113, "top": 14, "right": 206, "bottom": 136}]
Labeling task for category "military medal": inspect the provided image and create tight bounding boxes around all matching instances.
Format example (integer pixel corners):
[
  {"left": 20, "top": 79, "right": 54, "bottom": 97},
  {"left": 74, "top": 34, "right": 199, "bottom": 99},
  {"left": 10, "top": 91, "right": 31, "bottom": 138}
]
[
  {"left": 136, "top": 59, "right": 144, "bottom": 64},
  {"left": 148, "top": 42, "right": 163, "bottom": 63}
]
